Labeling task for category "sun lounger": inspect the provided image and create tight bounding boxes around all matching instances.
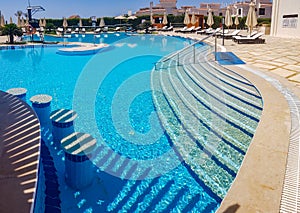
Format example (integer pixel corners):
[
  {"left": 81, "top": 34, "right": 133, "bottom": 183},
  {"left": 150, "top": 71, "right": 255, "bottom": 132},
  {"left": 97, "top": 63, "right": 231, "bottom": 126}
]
[
  {"left": 232, "top": 31, "right": 258, "bottom": 40},
  {"left": 196, "top": 28, "right": 208, "bottom": 34},
  {"left": 149, "top": 26, "right": 158, "bottom": 32},
  {"left": 181, "top": 26, "right": 195, "bottom": 33},
  {"left": 160, "top": 26, "right": 168, "bottom": 31},
  {"left": 114, "top": 27, "right": 121, "bottom": 31},
  {"left": 194, "top": 26, "right": 202, "bottom": 32},
  {"left": 103, "top": 27, "right": 108, "bottom": 32},
  {"left": 207, "top": 28, "right": 221, "bottom": 35},
  {"left": 94, "top": 28, "right": 101, "bottom": 34},
  {"left": 162, "top": 26, "right": 173, "bottom": 31},
  {"left": 175, "top": 26, "right": 187, "bottom": 33},
  {"left": 233, "top": 32, "right": 265, "bottom": 44},
  {"left": 221, "top": 29, "right": 241, "bottom": 39},
  {"left": 66, "top": 28, "right": 72, "bottom": 34}
]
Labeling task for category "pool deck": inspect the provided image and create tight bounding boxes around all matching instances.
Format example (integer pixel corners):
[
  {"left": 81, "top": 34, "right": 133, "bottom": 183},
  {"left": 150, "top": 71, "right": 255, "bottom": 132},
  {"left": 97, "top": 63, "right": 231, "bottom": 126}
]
[
  {"left": 0, "top": 91, "right": 40, "bottom": 213},
  {"left": 162, "top": 30, "right": 300, "bottom": 212}
]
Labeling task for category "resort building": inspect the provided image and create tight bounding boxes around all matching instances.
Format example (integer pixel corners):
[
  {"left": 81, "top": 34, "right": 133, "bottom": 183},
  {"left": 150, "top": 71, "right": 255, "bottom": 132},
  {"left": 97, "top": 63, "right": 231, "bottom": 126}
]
[
  {"left": 135, "top": 0, "right": 180, "bottom": 16},
  {"left": 135, "top": 1, "right": 272, "bottom": 20},
  {"left": 271, "top": 0, "right": 300, "bottom": 38}
]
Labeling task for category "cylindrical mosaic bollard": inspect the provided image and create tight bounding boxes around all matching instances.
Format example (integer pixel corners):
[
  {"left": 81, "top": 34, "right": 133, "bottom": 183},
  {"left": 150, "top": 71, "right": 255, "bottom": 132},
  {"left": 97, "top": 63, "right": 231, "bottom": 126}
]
[
  {"left": 61, "top": 132, "right": 96, "bottom": 190},
  {"left": 50, "top": 109, "right": 77, "bottom": 147},
  {"left": 6, "top": 88, "right": 27, "bottom": 101},
  {"left": 30, "top": 94, "right": 52, "bottom": 128}
]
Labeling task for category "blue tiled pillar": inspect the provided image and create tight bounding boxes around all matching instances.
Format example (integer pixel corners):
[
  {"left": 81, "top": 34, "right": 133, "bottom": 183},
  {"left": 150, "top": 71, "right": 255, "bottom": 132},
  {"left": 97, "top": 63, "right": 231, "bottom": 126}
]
[
  {"left": 30, "top": 94, "right": 52, "bottom": 128},
  {"left": 7, "top": 87, "right": 27, "bottom": 101},
  {"left": 50, "top": 109, "right": 77, "bottom": 148},
  {"left": 61, "top": 132, "right": 96, "bottom": 190}
]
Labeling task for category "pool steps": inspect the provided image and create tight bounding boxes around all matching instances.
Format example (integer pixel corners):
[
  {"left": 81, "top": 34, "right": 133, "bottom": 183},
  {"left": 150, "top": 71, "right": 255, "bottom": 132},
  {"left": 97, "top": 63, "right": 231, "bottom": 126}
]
[{"left": 151, "top": 43, "right": 262, "bottom": 199}]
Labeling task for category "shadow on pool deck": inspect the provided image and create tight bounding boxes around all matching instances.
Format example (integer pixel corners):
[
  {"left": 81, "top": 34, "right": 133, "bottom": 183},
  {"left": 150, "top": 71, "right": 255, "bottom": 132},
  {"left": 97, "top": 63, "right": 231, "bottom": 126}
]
[{"left": 0, "top": 91, "right": 40, "bottom": 213}]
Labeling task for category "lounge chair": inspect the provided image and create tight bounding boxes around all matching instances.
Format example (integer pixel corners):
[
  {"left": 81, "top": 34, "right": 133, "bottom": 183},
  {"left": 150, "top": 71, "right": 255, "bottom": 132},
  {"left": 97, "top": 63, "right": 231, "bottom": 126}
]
[
  {"left": 66, "top": 28, "right": 72, "bottom": 34},
  {"left": 56, "top": 27, "right": 63, "bottom": 36},
  {"left": 175, "top": 26, "right": 187, "bottom": 33},
  {"left": 180, "top": 26, "right": 195, "bottom": 33},
  {"left": 94, "top": 28, "right": 101, "bottom": 34},
  {"left": 103, "top": 27, "right": 108, "bottom": 32},
  {"left": 160, "top": 26, "right": 168, "bottom": 31},
  {"left": 114, "top": 27, "right": 121, "bottom": 31},
  {"left": 196, "top": 28, "right": 209, "bottom": 34},
  {"left": 73, "top": 28, "right": 79, "bottom": 34},
  {"left": 149, "top": 26, "right": 158, "bottom": 32},
  {"left": 207, "top": 28, "right": 221, "bottom": 35},
  {"left": 194, "top": 26, "right": 202, "bottom": 32},
  {"left": 233, "top": 32, "right": 265, "bottom": 44},
  {"left": 221, "top": 29, "right": 241, "bottom": 39},
  {"left": 233, "top": 31, "right": 258, "bottom": 40},
  {"left": 162, "top": 26, "right": 173, "bottom": 32}
]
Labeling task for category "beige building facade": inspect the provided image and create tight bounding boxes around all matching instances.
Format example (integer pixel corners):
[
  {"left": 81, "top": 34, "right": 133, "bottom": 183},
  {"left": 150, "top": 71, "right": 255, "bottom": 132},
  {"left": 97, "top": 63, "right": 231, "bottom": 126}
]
[{"left": 271, "top": 0, "right": 300, "bottom": 38}]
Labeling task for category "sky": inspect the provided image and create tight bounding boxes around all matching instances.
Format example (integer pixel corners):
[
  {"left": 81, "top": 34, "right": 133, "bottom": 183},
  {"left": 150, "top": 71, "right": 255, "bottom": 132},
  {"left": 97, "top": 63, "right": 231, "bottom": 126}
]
[{"left": 1, "top": 0, "right": 253, "bottom": 21}]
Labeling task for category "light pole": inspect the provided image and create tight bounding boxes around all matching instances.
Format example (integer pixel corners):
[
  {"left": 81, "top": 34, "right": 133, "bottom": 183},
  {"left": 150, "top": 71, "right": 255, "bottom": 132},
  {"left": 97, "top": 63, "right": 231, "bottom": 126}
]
[{"left": 222, "top": 16, "right": 225, "bottom": 46}]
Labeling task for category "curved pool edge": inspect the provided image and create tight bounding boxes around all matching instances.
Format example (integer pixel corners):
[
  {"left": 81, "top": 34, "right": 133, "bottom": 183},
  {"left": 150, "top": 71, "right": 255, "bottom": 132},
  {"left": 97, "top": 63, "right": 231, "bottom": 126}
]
[
  {"left": 216, "top": 64, "right": 291, "bottom": 213},
  {"left": 0, "top": 90, "right": 41, "bottom": 213}
]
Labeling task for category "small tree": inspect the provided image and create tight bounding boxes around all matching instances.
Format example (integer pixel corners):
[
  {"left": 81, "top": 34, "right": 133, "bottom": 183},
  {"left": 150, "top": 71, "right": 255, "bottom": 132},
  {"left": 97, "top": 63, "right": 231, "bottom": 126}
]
[{"left": 2, "top": 23, "right": 23, "bottom": 44}]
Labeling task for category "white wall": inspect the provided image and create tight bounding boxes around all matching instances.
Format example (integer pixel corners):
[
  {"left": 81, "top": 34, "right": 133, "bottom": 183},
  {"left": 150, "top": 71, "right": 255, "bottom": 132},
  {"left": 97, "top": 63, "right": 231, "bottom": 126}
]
[{"left": 271, "top": 0, "right": 300, "bottom": 38}]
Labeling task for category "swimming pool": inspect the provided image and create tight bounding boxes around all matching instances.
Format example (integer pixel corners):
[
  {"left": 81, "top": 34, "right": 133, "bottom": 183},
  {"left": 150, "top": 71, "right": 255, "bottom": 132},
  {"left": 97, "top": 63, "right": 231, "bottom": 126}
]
[
  {"left": 24, "top": 33, "right": 129, "bottom": 44},
  {"left": 0, "top": 33, "right": 262, "bottom": 212}
]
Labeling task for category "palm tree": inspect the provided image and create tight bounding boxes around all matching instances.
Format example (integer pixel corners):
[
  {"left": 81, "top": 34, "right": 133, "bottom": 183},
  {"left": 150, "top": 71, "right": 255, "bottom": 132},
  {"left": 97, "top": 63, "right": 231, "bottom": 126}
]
[
  {"left": 2, "top": 23, "right": 23, "bottom": 44},
  {"left": 15, "top": 10, "right": 23, "bottom": 18}
]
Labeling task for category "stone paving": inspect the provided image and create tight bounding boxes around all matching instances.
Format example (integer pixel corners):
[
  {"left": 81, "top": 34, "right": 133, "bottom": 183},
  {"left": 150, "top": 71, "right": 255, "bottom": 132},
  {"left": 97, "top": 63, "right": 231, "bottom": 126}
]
[
  {"left": 164, "top": 31, "right": 300, "bottom": 87},
  {"left": 224, "top": 35, "right": 300, "bottom": 86}
]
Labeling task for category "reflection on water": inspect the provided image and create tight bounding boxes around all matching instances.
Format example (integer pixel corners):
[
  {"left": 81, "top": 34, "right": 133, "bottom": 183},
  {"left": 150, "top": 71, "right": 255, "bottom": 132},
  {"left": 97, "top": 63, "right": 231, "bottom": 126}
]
[{"left": 0, "top": 49, "right": 26, "bottom": 62}]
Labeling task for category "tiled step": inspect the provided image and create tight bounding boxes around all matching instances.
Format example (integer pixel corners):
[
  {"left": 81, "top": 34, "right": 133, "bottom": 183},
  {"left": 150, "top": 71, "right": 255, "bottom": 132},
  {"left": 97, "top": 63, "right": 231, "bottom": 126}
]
[
  {"left": 152, "top": 72, "right": 232, "bottom": 198},
  {"left": 160, "top": 66, "right": 240, "bottom": 175}
]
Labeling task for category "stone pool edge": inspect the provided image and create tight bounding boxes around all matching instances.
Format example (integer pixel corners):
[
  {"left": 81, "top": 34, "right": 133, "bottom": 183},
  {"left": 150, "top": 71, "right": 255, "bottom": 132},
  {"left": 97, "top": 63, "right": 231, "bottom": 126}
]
[{"left": 216, "top": 64, "right": 291, "bottom": 213}]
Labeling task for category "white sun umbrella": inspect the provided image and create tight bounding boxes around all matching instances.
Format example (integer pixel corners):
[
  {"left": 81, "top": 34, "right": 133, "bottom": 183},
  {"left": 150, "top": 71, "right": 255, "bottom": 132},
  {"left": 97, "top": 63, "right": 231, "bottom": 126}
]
[
  {"left": 17, "top": 15, "right": 21, "bottom": 27},
  {"left": 150, "top": 12, "right": 155, "bottom": 25},
  {"left": 207, "top": 8, "right": 214, "bottom": 28},
  {"left": 246, "top": 1, "right": 258, "bottom": 35},
  {"left": 127, "top": 15, "right": 137, "bottom": 20},
  {"left": 162, "top": 12, "right": 168, "bottom": 25},
  {"left": 63, "top": 17, "right": 68, "bottom": 28},
  {"left": 99, "top": 17, "right": 105, "bottom": 27},
  {"left": 115, "top": 15, "right": 126, "bottom": 24},
  {"left": 79, "top": 18, "right": 82, "bottom": 28},
  {"left": 225, "top": 6, "right": 233, "bottom": 29},
  {"left": 9, "top": 17, "right": 13, "bottom": 24},
  {"left": 42, "top": 18, "right": 46, "bottom": 27},
  {"left": 234, "top": 15, "right": 239, "bottom": 29},
  {"left": 184, "top": 10, "right": 190, "bottom": 25},
  {"left": 20, "top": 17, "right": 25, "bottom": 27},
  {"left": 39, "top": 18, "right": 43, "bottom": 27},
  {"left": 190, "top": 12, "right": 197, "bottom": 25},
  {"left": 25, "top": 16, "right": 29, "bottom": 26}
]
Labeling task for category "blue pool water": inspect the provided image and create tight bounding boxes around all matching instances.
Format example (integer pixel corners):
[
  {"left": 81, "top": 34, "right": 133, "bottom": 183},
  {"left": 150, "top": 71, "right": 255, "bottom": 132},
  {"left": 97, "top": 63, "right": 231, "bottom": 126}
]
[
  {"left": 25, "top": 33, "right": 132, "bottom": 44},
  {"left": 0, "top": 33, "right": 261, "bottom": 212}
]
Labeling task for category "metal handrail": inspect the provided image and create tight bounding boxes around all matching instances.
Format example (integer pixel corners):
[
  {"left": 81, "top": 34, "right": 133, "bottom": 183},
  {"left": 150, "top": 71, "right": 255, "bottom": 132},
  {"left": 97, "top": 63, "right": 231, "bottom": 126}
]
[{"left": 161, "top": 33, "right": 216, "bottom": 63}]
